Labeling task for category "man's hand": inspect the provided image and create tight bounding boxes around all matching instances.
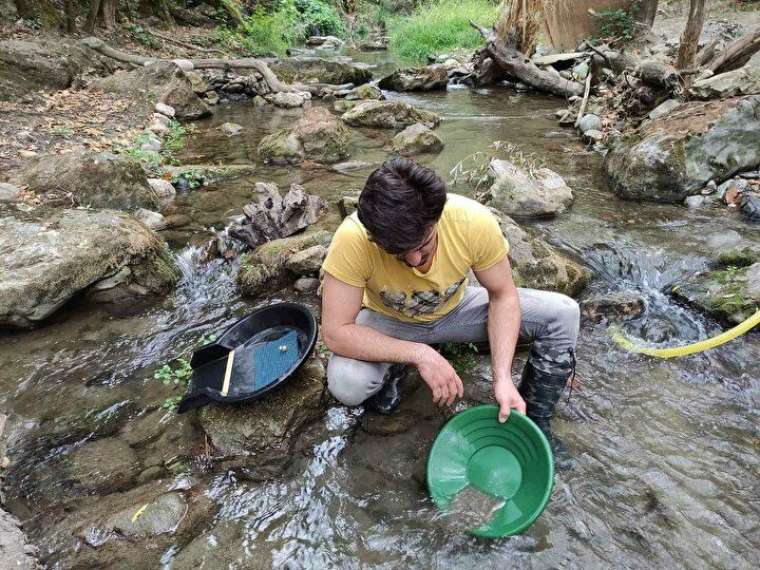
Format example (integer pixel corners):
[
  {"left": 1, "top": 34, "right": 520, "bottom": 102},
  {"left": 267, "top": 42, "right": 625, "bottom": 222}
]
[
  {"left": 415, "top": 345, "right": 464, "bottom": 406},
  {"left": 494, "top": 377, "right": 526, "bottom": 423}
]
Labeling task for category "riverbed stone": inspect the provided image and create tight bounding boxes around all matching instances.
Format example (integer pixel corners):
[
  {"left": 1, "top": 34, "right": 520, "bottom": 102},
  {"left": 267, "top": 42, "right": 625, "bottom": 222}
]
[
  {"left": 477, "top": 159, "right": 575, "bottom": 218},
  {"left": 12, "top": 150, "right": 160, "bottom": 211},
  {"left": 285, "top": 245, "right": 328, "bottom": 276},
  {"left": 689, "top": 66, "right": 760, "bottom": 100},
  {"left": 345, "top": 83, "right": 384, "bottom": 101},
  {"left": 0, "top": 509, "right": 38, "bottom": 570},
  {"left": 220, "top": 122, "right": 243, "bottom": 136},
  {"left": 147, "top": 178, "right": 177, "bottom": 207},
  {"left": 391, "top": 123, "right": 444, "bottom": 155},
  {"left": 378, "top": 65, "right": 449, "bottom": 92},
  {"left": 197, "top": 358, "right": 327, "bottom": 477},
  {"left": 577, "top": 113, "right": 602, "bottom": 133},
  {"left": 294, "top": 277, "right": 320, "bottom": 293},
  {"left": 268, "top": 57, "right": 372, "bottom": 86},
  {"left": 258, "top": 107, "right": 350, "bottom": 165},
  {"left": 342, "top": 100, "right": 441, "bottom": 129},
  {"left": 270, "top": 91, "right": 308, "bottom": 109},
  {"left": 134, "top": 208, "right": 167, "bottom": 230},
  {"left": 606, "top": 95, "right": 760, "bottom": 203},
  {"left": 740, "top": 194, "right": 760, "bottom": 222},
  {"left": 581, "top": 291, "right": 646, "bottom": 323},
  {"left": 155, "top": 102, "right": 175, "bottom": 117},
  {"left": 67, "top": 437, "right": 140, "bottom": 494},
  {"left": 101, "top": 492, "right": 188, "bottom": 539},
  {"left": 0, "top": 206, "right": 179, "bottom": 328},
  {"left": 0, "top": 182, "right": 20, "bottom": 202}
]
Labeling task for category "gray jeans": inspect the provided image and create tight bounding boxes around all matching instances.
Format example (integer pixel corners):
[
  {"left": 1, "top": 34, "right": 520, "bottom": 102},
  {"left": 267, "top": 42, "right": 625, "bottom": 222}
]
[{"left": 327, "top": 287, "right": 580, "bottom": 406}]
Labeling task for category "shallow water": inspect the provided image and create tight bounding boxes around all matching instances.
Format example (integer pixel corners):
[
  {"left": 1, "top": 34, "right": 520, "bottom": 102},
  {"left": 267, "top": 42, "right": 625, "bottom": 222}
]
[{"left": 1, "top": 48, "right": 759, "bottom": 569}]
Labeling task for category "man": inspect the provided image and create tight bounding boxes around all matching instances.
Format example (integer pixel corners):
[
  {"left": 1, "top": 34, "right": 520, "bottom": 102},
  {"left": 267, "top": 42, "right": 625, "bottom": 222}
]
[{"left": 321, "top": 158, "right": 579, "bottom": 458}]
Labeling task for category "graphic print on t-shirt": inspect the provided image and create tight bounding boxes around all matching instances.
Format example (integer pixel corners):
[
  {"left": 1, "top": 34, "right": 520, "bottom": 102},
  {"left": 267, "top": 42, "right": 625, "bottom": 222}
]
[{"left": 378, "top": 277, "right": 466, "bottom": 318}]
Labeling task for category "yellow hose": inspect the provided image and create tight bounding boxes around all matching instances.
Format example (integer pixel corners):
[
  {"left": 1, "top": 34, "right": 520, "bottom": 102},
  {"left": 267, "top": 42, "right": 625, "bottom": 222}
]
[{"left": 612, "top": 309, "right": 760, "bottom": 359}]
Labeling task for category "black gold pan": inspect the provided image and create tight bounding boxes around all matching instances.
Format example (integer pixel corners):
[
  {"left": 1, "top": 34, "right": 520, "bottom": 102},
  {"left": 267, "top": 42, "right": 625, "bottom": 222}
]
[{"left": 177, "top": 302, "right": 318, "bottom": 413}]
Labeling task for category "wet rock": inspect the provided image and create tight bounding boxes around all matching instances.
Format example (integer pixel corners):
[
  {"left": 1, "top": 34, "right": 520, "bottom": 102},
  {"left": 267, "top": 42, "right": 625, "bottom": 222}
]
[
  {"left": 258, "top": 107, "right": 350, "bottom": 165},
  {"left": 306, "top": 35, "right": 344, "bottom": 49},
  {"left": 378, "top": 65, "right": 449, "bottom": 92},
  {"left": 220, "top": 122, "right": 243, "bottom": 136},
  {"left": 333, "top": 98, "right": 358, "bottom": 113},
  {"left": 672, "top": 248, "right": 760, "bottom": 324},
  {"left": 197, "top": 358, "right": 327, "bottom": 476},
  {"left": 577, "top": 113, "right": 602, "bottom": 133},
  {"left": 270, "top": 90, "right": 309, "bottom": 109},
  {"left": 491, "top": 208, "right": 589, "bottom": 297},
  {"left": 185, "top": 70, "right": 209, "bottom": 94},
  {"left": 253, "top": 95, "right": 268, "bottom": 107},
  {"left": 477, "top": 159, "right": 574, "bottom": 219},
  {"left": 685, "top": 195, "right": 705, "bottom": 209},
  {"left": 67, "top": 437, "right": 140, "bottom": 493},
  {"left": 581, "top": 291, "right": 645, "bottom": 323},
  {"left": 205, "top": 90, "right": 220, "bottom": 105},
  {"left": 286, "top": 245, "right": 328, "bottom": 276},
  {"left": 740, "top": 194, "right": 760, "bottom": 222},
  {"left": 12, "top": 151, "right": 160, "bottom": 211},
  {"left": 344, "top": 83, "right": 384, "bottom": 101},
  {"left": 134, "top": 208, "right": 167, "bottom": 230},
  {"left": 0, "top": 182, "right": 20, "bottom": 202},
  {"left": 229, "top": 182, "right": 325, "bottom": 250},
  {"left": 648, "top": 99, "right": 682, "bottom": 120},
  {"left": 155, "top": 102, "right": 175, "bottom": 117},
  {"left": 0, "top": 206, "right": 179, "bottom": 328},
  {"left": 268, "top": 57, "right": 372, "bottom": 86},
  {"left": 294, "top": 277, "right": 320, "bottom": 293},
  {"left": 342, "top": 100, "right": 441, "bottom": 130},
  {"left": 0, "top": 508, "right": 38, "bottom": 570},
  {"left": 606, "top": 96, "right": 760, "bottom": 203},
  {"left": 689, "top": 67, "right": 760, "bottom": 100},
  {"left": 163, "top": 165, "right": 256, "bottom": 188},
  {"left": 100, "top": 492, "right": 188, "bottom": 539},
  {"left": 238, "top": 230, "right": 333, "bottom": 295},
  {"left": 706, "top": 229, "right": 743, "bottom": 249},
  {"left": 391, "top": 123, "right": 444, "bottom": 155},
  {"left": 147, "top": 178, "right": 176, "bottom": 207}
]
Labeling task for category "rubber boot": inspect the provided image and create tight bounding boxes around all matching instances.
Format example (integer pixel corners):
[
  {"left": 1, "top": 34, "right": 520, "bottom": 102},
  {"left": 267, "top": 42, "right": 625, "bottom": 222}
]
[
  {"left": 365, "top": 364, "right": 407, "bottom": 415},
  {"left": 519, "top": 360, "right": 574, "bottom": 470}
]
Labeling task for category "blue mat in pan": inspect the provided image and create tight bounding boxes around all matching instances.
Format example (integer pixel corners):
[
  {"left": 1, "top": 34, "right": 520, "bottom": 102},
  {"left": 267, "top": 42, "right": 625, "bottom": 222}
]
[{"left": 253, "top": 330, "right": 299, "bottom": 391}]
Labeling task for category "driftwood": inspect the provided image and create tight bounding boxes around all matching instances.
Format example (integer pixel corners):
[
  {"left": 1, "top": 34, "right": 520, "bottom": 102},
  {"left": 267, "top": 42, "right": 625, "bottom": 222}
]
[
  {"left": 471, "top": 22, "right": 584, "bottom": 98},
  {"left": 574, "top": 73, "right": 593, "bottom": 128},
  {"left": 702, "top": 26, "right": 760, "bottom": 75},
  {"left": 600, "top": 49, "right": 681, "bottom": 91},
  {"left": 147, "top": 29, "right": 222, "bottom": 55}
]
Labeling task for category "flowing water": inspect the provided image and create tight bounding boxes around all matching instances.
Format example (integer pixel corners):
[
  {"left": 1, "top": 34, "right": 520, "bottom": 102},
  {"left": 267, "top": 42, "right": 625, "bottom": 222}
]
[{"left": 1, "top": 48, "right": 759, "bottom": 569}]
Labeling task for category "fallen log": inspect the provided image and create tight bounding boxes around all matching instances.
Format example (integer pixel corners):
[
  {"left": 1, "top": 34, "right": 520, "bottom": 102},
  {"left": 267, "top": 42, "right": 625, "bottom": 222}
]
[
  {"left": 702, "top": 26, "right": 760, "bottom": 75},
  {"left": 599, "top": 49, "right": 681, "bottom": 91},
  {"left": 470, "top": 22, "right": 584, "bottom": 98}
]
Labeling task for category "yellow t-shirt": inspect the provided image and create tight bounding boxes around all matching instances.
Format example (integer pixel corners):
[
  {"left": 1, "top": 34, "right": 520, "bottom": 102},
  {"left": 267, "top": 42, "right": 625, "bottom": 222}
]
[{"left": 322, "top": 193, "right": 510, "bottom": 323}]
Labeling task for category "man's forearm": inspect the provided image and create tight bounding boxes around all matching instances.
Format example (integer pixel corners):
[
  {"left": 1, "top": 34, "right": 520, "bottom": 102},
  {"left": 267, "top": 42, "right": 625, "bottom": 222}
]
[
  {"left": 488, "top": 291, "right": 521, "bottom": 385},
  {"left": 325, "top": 323, "right": 429, "bottom": 367}
]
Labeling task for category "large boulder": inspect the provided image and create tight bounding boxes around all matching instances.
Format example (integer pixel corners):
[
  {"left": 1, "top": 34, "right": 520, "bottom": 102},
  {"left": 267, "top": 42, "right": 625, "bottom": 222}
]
[
  {"left": 492, "top": 208, "right": 589, "bottom": 297},
  {"left": 334, "top": 83, "right": 384, "bottom": 114},
  {"left": 477, "top": 159, "right": 575, "bottom": 218},
  {"left": 671, "top": 247, "right": 760, "bottom": 324},
  {"left": 391, "top": 123, "right": 444, "bottom": 155},
  {"left": 12, "top": 151, "right": 160, "bottom": 211},
  {"left": 342, "top": 100, "right": 441, "bottom": 130},
  {"left": 0, "top": 508, "right": 38, "bottom": 570},
  {"left": 267, "top": 56, "right": 372, "bottom": 85},
  {"left": 378, "top": 65, "right": 449, "bottom": 92},
  {"left": 0, "top": 206, "right": 180, "bottom": 328},
  {"left": 258, "top": 107, "right": 350, "bottom": 165},
  {"left": 689, "top": 67, "right": 760, "bottom": 100},
  {"left": 238, "top": 230, "right": 333, "bottom": 295},
  {"left": 606, "top": 96, "right": 760, "bottom": 203},
  {"left": 197, "top": 358, "right": 327, "bottom": 477}
]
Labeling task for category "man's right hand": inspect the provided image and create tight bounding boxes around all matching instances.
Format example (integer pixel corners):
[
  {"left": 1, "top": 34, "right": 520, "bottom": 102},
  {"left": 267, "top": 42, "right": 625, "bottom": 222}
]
[{"left": 415, "top": 345, "right": 464, "bottom": 406}]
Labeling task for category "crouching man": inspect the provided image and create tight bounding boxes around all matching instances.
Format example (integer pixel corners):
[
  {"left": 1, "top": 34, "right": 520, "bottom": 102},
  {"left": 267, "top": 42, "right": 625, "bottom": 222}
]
[{"left": 320, "top": 158, "right": 579, "bottom": 461}]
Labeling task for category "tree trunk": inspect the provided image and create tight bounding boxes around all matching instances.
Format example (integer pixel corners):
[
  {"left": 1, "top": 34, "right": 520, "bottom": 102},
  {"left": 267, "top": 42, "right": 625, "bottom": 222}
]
[
  {"left": 85, "top": 0, "right": 102, "bottom": 33},
  {"left": 494, "top": 0, "right": 542, "bottom": 56},
  {"left": 64, "top": 0, "right": 76, "bottom": 33},
  {"left": 102, "top": 0, "right": 117, "bottom": 29},
  {"left": 703, "top": 26, "right": 760, "bottom": 74},
  {"left": 676, "top": 0, "right": 706, "bottom": 70},
  {"left": 634, "top": 0, "right": 659, "bottom": 28}
]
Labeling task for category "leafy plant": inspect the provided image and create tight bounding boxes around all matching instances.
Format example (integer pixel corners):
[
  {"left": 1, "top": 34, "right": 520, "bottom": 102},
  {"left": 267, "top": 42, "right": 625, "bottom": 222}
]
[
  {"left": 161, "top": 120, "right": 195, "bottom": 165},
  {"left": 127, "top": 23, "right": 161, "bottom": 49},
  {"left": 593, "top": 7, "right": 636, "bottom": 41},
  {"left": 153, "top": 333, "right": 218, "bottom": 412},
  {"left": 440, "top": 342, "right": 480, "bottom": 376}
]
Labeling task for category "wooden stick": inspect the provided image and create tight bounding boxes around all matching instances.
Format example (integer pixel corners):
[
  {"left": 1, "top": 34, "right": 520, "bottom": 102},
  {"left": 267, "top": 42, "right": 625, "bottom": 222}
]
[
  {"left": 221, "top": 349, "right": 235, "bottom": 397},
  {"left": 574, "top": 73, "right": 593, "bottom": 128}
]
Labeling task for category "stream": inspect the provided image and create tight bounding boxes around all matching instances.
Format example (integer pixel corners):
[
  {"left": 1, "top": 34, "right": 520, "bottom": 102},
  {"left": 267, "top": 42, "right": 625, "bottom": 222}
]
[{"left": 1, "top": 48, "right": 759, "bottom": 569}]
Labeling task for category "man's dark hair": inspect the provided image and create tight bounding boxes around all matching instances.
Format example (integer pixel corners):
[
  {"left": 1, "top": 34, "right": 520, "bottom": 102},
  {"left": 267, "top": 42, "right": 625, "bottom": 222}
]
[{"left": 357, "top": 158, "right": 447, "bottom": 254}]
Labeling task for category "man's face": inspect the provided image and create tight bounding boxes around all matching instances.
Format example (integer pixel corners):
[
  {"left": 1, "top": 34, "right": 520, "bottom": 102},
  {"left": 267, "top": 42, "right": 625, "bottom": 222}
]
[{"left": 397, "top": 225, "right": 438, "bottom": 268}]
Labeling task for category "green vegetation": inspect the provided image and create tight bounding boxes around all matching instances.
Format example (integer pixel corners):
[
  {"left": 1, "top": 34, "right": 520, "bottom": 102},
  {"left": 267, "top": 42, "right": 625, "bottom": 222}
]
[
  {"left": 126, "top": 23, "right": 161, "bottom": 49},
  {"left": 593, "top": 7, "right": 636, "bottom": 41},
  {"left": 218, "top": 0, "right": 346, "bottom": 56},
  {"left": 162, "top": 120, "right": 196, "bottom": 164},
  {"left": 387, "top": 0, "right": 499, "bottom": 62},
  {"left": 154, "top": 333, "right": 217, "bottom": 412},
  {"left": 440, "top": 342, "right": 480, "bottom": 376}
]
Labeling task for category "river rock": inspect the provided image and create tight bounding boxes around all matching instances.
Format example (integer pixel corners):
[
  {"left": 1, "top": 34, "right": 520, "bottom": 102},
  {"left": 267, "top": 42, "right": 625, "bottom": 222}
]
[
  {"left": 606, "top": 95, "right": 760, "bottom": 203},
  {"left": 268, "top": 57, "right": 372, "bottom": 86},
  {"left": 66, "top": 437, "right": 140, "bottom": 494},
  {"left": 391, "top": 123, "right": 444, "bottom": 155},
  {"left": 491, "top": 208, "right": 589, "bottom": 297},
  {"left": 648, "top": 99, "right": 682, "bottom": 120},
  {"left": 477, "top": 159, "right": 574, "bottom": 218},
  {"left": 295, "top": 277, "right": 320, "bottom": 293},
  {"left": 581, "top": 291, "right": 645, "bottom": 323},
  {"left": 672, "top": 254, "right": 760, "bottom": 325},
  {"left": 197, "top": 358, "right": 327, "bottom": 476},
  {"left": 258, "top": 107, "right": 350, "bottom": 164},
  {"left": 238, "top": 230, "right": 333, "bottom": 295},
  {"left": 13, "top": 151, "right": 160, "bottom": 211},
  {"left": 685, "top": 195, "right": 705, "bottom": 209},
  {"left": 378, "top": 65, "right": 449, "bottom": 92},
  {"left": 99, "top": 493, "right": 188, "bottom": 539},
  {"left": 0, "top": 206, "right": 179, "bottom": 328},
  {"left": 577, "top": 113, "right": 602, "bottom": 133},
  {"left": 740, "top": 194, "right": 760, "bottom": 222},
  {"left": 134, "top": 208, "right": 167, "bottom": 230},
  {"left": 0, "top": 182, "right": 20, "bottom": 202},
  {"left": 155, "top": 102, "right": 176, "bottom": 117},
  {"left": 147, "top": 178, "right": 176, "bottom": 207},
  {"left": 286, "top": 245, "right": 328, "bottom": 276},
  {"left": 220, "top": 122, "right": 243, "bottom": 136},
  {"left": 345, "top": 83, "right": 384, "bottom": 101},
  {"left": 0, "top": 509, "right": 38, "bottom": 570},
  {"left": 270, "top": 91, "right": 308, "bottom": 109},
  {"left": 689, "top": 66, "right": 760, "bottom": 100},
  {"left": 342, "top": 100, "right": 441, "bottom": 129}
]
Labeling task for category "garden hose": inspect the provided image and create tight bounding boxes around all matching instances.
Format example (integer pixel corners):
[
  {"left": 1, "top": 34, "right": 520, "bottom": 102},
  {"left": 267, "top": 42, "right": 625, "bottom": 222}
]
[{"left": 611, "top": 309, "right": 760, "bottom": 359}]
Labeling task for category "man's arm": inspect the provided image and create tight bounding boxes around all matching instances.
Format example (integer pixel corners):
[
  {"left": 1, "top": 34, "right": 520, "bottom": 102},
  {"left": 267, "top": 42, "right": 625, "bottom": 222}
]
[
  {"left": 321, "top": 273, "right": 463, "bottom": 405},
  {"left": 474, "top": 257, "right": 526, "bottom": 422}
]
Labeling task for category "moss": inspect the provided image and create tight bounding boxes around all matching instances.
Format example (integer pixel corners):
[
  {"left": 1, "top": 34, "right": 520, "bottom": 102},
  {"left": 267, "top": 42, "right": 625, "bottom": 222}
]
[{"left": 716, "top": 247, "right": 760, "bottom": 269}]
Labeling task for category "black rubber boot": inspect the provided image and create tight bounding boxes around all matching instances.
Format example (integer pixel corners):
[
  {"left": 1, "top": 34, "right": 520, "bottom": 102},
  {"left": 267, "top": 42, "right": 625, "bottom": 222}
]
[
  {"left": 519, "top": 360, "right": 574, "bottom": 470},
  {"left": 365, "top": 364, "right": 407, "bottom": 415}
]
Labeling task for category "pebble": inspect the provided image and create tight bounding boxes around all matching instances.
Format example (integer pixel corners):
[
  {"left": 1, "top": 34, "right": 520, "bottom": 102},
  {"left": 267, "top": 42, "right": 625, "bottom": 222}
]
[
  {"left": 155, "top": 102, "right": 176, "bottom": 117},
  {"left": 220, "top": 122, "right": 243, "bottom": 136},
  {"left": 577, "top": 113, "right": 602, "bottom": 133}
]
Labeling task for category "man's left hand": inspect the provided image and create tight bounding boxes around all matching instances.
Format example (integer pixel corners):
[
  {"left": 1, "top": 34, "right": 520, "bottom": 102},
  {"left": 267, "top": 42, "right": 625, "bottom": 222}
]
[{"left": 494, "top": 378, "right": 526, "bottom": 423}]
